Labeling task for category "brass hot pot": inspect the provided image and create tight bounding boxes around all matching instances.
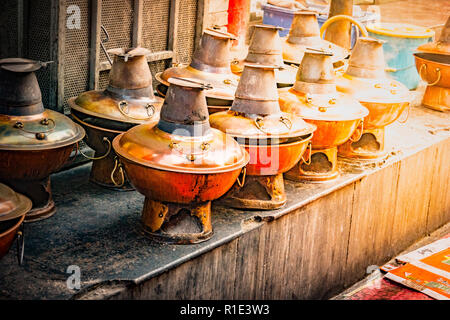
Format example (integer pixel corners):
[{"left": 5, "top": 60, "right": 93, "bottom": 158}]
[
  {"left": 210, "top": 64, "right": 316, "bottom": 210},
  {"left": 279, "top": 50, "right": 368, "bottom": 181},
  {"left": 112, "top": 78, "right": 248, "bottom": 244},
  {"left": 0, "top": 58, "right": 85, "bottom": 222},
  {"left": 69, "top": 47, "right": 163, "bottom": 190},
  {"left": 231, "top": 24, "right": 298, "bottom": 88},
  {"left": 414, "top": 16, "right": 450, "bottom": 112},
  {"left": 155, "top": 28, "right": 240, "bottom": 113},
  {"left": 336, "top": 37, "right": 410, "bottom": 160},
  {"left": 0, "top": 183, "right": 31, "bottom": 263}
]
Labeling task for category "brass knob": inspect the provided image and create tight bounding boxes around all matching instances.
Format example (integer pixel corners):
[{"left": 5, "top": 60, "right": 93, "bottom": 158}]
[{"left": 35, "top": 132, "right": 46, "bottom": 140}]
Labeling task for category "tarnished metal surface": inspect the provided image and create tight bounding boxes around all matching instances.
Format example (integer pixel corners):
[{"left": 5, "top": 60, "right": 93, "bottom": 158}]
[
  {"left": 156, "top": 29, "right": 240, "bottom": 102},
  {"left": 231, "top": 24, "right": 298, "bottom": 87},
  {"left": 0, "top": 105, "right": 447, "bottom": 300},
  {"left": 281, "top": 11, "right": 348, "bottom": 65},
  {"left": 0, "top": 110, "right": 85, "bottom": 151},
  {"left": 69, "top": 47, "right": 163, "bottom": 126},
  {"left": 0, "top": 58, "right": 45, "bottom": 116}
]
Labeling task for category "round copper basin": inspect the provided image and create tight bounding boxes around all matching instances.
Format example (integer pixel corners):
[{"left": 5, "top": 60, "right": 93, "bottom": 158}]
[
  {"left": 0, "top": 215, "right": 25, "bottom": 260},
  {"left": 0, "top": 145, "right": 74, "bottom": 181},
  {"left": 360, "top": 100, "right": 409, "bottom": 129},
  {"left": 117, "top": 156, "right": 246, "bottom": 204},
  {"left": 414, "top": 52, "right": 450, "bottom": 88},
  {"left": 244, "top": 134, "right": 312, "bottom": 176},
  {"left": 304, "top": 119, "right": 361, "bottom": 150}
]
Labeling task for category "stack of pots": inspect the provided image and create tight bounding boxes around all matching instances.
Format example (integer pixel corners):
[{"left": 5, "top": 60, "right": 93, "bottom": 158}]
[
  {"left": 336, "top": 37, "right": 411, "bottom": 160},
  {"left": 69, "top": 47, "right": 164, "bottom": 190},
  {"left": 0, "top": 58, "right": 85, "bottom": 222},
  {"left": 210, "top": 64, "right": 316, "bottom": 209},
  {"left": 279, "top": 50, "right": 368, "bottom": 181},
  {"left": 231, "top": 24, "right": 299, "bottom": 88},
  {"left": 0, "top": 183, "right": 31, "bottom": 264},
  {"left": 156, "top": 28, "right": 240, "bottom": 114},
  {"left": 112, "top": 78, "right": 249, "bottom": 244},
  {"left": 414, "top": 16, "right": 450, "bottom": 112}
]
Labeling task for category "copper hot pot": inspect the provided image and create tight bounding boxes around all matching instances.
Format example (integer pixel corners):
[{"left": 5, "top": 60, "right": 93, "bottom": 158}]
[
  {"left": 0, "top": 58, "right": 85, "bottom": 222},
  {"left": 69, "top": 47, "right": 163, "bottom": 190},
  {"left": 210, "top": 64, "right": 316, "bottom": 209},
  {"left": 113, "top": 77, "right": 248, "bottom": 244},
  {"left": 279, "top": 50, "right": 368, "bottom": 181}
]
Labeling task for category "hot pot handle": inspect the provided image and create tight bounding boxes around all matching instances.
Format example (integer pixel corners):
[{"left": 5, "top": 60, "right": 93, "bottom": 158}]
[
  {"left": 301, "top": 142, "right": 312, "bottom": 166},
  {"left": 319, "top": 15, "right": 368, "bottom": 50},
  {"left": 349, "top": 119, "right": 364, "bottom": 142},
  {"left": 117, "top": 100, "right": 156, "bottom": 121},
  {"left": 419, "top": 64, "right": 441, "bottom": 87}
]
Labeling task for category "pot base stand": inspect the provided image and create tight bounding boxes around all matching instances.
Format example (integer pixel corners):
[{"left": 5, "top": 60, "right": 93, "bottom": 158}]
[
  {"left": 215, "top": 173, "right": 287, "bottom": 210},
  {"left": 422, "top": 85, "right": 450, "bottom": 112},
  {"left": 5, "top": 177, "right": 57, "bottom": 223},
  {"left": 140, "top": 198, "right": 213, "bottom": 244},
  {"left": 285, "top": 146, "right": 339, "bottom": 182},
  {"left": 338, "top": 128, "right": 387, "bottom": 160}
]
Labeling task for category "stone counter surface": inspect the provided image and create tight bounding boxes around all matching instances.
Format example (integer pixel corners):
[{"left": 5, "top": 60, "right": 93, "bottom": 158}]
[{"left": 0, "top": 105, "right": 448, "bottom": 299}]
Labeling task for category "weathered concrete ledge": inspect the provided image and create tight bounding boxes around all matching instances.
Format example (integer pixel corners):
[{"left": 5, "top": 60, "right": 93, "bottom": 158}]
[{"left": 0, "top": 105, "right": 448, "bottom": 300}]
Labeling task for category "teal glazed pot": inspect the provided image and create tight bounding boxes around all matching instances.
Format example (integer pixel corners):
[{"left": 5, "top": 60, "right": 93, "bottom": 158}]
[{"left": 367, "top": 22, "right": 434, "bottom": 89}]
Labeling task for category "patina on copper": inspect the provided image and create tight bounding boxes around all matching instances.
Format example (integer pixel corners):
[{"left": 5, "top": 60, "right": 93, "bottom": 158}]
[
  {"left": 279, "top": 50, "right": 368, "bottom": 181},
  {"left": 69, "top": 47, "right": 163, "bottom": 190},
  {"left": 231, "top": 24, "right": 299, "bottom": 88},
  {"left": 112, "top": 77, "right": 248, "bottom": 244},
  {"left": 0, "top": 184, "right": 30, "bottom": 263},
  {"left": 336, "top": 37, "right": 411, "bottom": 160},
  {"left": 0, "top": 58, "right": 85, "bottom": 222},
  {"left": 155, "top": 28, "right": 240, "bottom": 107},
  {"left": 210, "top": 64, "right": 315, "bottom": 209}
]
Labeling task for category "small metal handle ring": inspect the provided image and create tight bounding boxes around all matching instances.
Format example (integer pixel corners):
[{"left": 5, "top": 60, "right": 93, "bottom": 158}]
[
  {"left": 301, "top": 142, "right": 312, "bottom": 165},
  {"left": 146, "top": 104, "right": 156, "bottom": 118},
  {"left": 169, "top": 141, "right": 210, "bottom": 161},
  {"left": 111, "top": 157, "right": 125, "bottom": 187},
  {"left": 319, "top": 15, "right": 368, "bottom": 50},
  {"left": 254, "top": 117, "right": 270, "bottom": 134},
  {"left": 79, "top": 137, "right": 112, "bottom": 160},
  {"left": 236, "top": 167, "right": 247, "bottom": 188},
  {"left": 117, "top": 100, "right": 155, "bottom": 120},
  {"left": 14, "top": 118, "right": 56, "bottom": 135},
  {"left": 16, "top": 225, "right": 24, "bottom": 266},
  {"left": 349, "top": 119, "right": 364, "bottom": 142},
  {"left": 280, "top": 116, "right": 292, "bottom": 130},
  {"left": 397, "top": 103, "right": 410, "bottom": 124},
  {"left": 419, "top": 64, "right": 441, "bottom": 86}
]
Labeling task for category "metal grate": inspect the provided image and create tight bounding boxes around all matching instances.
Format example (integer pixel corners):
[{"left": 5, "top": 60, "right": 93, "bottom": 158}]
[
  {"left": 100, "top": 0, "right": 133, "bottom": 63},
  {"left": 63, "top": 0, "right": 90, "bottom": 114},
  {"left": 175, "top": 0, "right": 198, "bottom": 63},
  {"left": 0, "top": 1, "right": 18, "bottom": 58},
  {"left": 26, "top": 0, "right": 52, "bottom": 109},
  {"left": 142, "top": 0, "right": 171, "bottom": 52}
]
